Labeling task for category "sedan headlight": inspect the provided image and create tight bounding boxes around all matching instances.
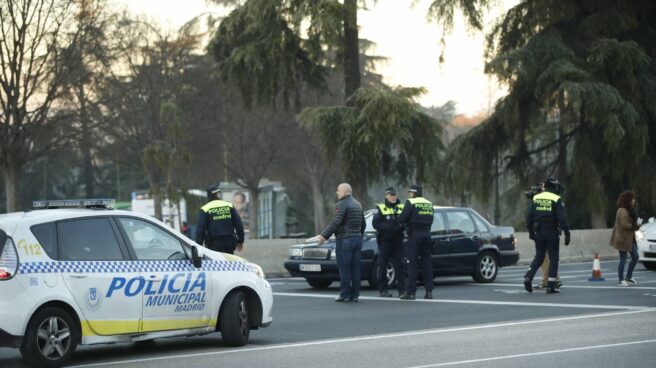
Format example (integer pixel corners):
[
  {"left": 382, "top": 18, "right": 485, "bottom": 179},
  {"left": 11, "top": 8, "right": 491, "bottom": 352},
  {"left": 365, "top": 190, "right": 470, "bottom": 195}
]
[
  {"left": 289, "top": 247, "right": 303, "bottom": 258},
  {"left": 635, "top": 230, "right": 645, "bottom": 242}
]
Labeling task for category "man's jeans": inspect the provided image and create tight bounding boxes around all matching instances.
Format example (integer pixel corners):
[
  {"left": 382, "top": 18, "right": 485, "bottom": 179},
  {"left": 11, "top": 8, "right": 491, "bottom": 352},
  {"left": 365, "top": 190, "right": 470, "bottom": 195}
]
[
  {"left": 618, "top": 240, "right": 639, "bottom": 281},
  {"left": 336, "top": 236, "right": 363, "bottom": 300}
]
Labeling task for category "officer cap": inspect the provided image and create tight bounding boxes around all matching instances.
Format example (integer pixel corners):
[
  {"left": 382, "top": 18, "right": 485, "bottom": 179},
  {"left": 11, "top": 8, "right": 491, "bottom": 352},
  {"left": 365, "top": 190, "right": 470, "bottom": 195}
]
[
  {"left": 206, "top": 184, "right": 221, "bottom": 199},
  {"left": 543, "top": 177, "right": 561, "bottom": 194},
  {"left": 384, "top": 187, "right": 397, "bottom": 195},
  {"left": 409, "top": 184, "right": 423, "bottom": 196}
]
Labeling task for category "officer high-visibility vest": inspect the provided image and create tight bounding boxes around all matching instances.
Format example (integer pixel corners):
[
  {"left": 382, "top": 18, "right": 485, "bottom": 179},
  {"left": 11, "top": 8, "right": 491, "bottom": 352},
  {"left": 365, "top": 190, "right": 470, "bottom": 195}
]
[
  {"left": 376, "top": 202, "right": 404, "bottom": 216},
  {"left": 201, "top": 200, "right": 234, "bottom": 221},
  {"left": 408, "top": 197, "right": 433, "bottom": 215},
  {"left": 532, "top": 192, "right": 560, "bottom": 213}
]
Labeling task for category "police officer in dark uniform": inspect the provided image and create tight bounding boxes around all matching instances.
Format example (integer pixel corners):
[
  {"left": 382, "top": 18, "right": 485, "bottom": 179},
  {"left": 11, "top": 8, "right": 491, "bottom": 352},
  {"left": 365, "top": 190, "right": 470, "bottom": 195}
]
[
  {"left": 372, "top": 187, "right": 405, "bottom": 297},
  {"left": 524, "top": 177, "right": 571, "bottom": 294},
  {"left": 397, "top": 184, "right": 434, "bottom": 300},
  {"left": 195, "top": 184, "right": 245, "bottom": 254}
]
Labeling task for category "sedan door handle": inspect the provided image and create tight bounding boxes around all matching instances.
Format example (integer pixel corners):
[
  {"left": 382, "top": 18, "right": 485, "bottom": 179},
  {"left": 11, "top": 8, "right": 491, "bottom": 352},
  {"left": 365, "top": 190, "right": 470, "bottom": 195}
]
[
  {"left": 148, "top": 275, "right": 163, "bottom": 281},
  {"left": 68, "top": 274, "right": 88, "bottom": 279}
]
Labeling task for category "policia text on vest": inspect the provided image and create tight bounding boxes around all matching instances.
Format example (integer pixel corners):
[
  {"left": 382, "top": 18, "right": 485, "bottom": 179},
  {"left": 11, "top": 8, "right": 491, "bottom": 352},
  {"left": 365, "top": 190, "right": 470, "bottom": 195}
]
[{"left": 196, "top": 199, "right": 245, "bottom": 254}]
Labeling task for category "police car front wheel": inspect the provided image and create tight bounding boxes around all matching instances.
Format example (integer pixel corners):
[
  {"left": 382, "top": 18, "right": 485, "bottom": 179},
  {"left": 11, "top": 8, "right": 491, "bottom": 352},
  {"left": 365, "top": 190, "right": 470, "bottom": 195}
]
[
  {"left": 20, "top": 307, "right": 79, "bottom": 368},
  {"left": 220, "top": 291, "right": 250, "bottom": 346}
]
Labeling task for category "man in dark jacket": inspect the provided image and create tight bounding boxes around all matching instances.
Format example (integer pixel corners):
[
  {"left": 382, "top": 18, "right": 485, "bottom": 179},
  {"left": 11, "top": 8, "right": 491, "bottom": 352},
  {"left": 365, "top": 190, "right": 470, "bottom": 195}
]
[
  {"left": 524, "top": 177, "right": 570, "bottom": 294},
  {"left": 397, "top": 184, "right": 434, "bottom": 300},
  {"left": 196, "top": 184, "right": 245, "bottom": 254},
  {"left": 372, "top": 187, "right": 405, "bottom": 297},
  {"left": 318, "top": 183, "right": 365, "bottom": 302}
]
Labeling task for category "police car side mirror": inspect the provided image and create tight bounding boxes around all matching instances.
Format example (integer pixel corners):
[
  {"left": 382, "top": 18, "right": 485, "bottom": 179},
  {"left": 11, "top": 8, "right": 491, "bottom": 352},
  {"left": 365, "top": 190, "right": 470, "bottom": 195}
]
[{"left": 191, "top": 246, "right": 203, "bottom": 268}]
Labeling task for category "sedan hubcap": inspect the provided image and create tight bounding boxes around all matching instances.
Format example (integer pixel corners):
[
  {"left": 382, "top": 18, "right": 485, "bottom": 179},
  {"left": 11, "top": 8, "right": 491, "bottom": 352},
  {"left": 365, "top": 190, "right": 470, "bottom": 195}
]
[
  {"left": 480, "top": 256, "right": 497, "bottom": 279},
  {"left": 37, "top": 317, "right": 71, "bottom": 360}
]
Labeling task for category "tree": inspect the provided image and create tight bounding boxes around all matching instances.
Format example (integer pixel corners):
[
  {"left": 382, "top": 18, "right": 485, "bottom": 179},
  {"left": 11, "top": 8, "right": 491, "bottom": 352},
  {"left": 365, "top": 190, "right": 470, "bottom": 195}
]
[
  {"left": 100, "top": 16, "right": 199, "bottom": 220},
  {"left": 0, "top": 0, "right": 86, "bottom": 211},
  {"left": 208, "top": 0, "right": 362, "bottom": 108},
  {"left": 298, "top": 86, "right": 445, "bottom": 207},
  {"left": 60, "top": 0, "right": 115, "bottom": 198},
  {"left": 431, "top": 0, "right": 656, "bottom": 227}
]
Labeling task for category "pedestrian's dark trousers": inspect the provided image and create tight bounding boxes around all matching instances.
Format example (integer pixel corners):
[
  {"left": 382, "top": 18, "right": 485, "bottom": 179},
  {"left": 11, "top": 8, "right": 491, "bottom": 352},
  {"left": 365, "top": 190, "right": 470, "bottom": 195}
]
[
  {"left": 618, "top": 239, "right": 639, "bottom": 281},
  {"left": 525, "top": 229, "right": 559, "bottom": 282},
  {"left": 377, "top": 237, "right": 404, "bottom": 294},
  {"left": 336, "top": 236, "right": 363, "bottom": 300},
  {"left": 404, "top": 232, "right": 433, "bottom": 295},
  {"left": 206, "top": 236, "right": 236, "bottom": 254}
]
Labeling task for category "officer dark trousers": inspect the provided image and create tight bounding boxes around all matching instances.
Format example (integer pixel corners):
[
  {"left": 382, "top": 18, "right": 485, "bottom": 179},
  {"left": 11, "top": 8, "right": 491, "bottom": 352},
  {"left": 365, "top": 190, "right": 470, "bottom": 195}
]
[
  {"left": 524, "top": 229, "right": 559, "bottom": 286},
  {"left": 206, "top": 236, "right": 237, "bottom": 254},
  {"left": 404, "top": 232, "right": 433, "bottom": 295},
  {"left": 377, "top": 237, "right": 405, "bottom": 294}
]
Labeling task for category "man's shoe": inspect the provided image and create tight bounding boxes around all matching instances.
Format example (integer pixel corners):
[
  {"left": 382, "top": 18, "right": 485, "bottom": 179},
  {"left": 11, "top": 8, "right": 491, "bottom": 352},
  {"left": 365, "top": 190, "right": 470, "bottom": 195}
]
[
  {"left": 349, "top": 298, "right": 359, "bottom": 303},
  {"left": 400, "top": 293, "right": 415, "bottom": 300},
  {"left": 379, "top": 291, "right": 393, "bottom": 297},
  {"left": 524, "top": 278, "right": 533, "bottom": 293},
  {"left": 546, "top": 287, "right": 560, "bottom": 294},
  {"left": 617, "top": 280, "right": 629, "bottom": 287},
  {"left": 334, "top": 297, "right": 348, "bottom": 302},
  {"left": 555, "top": 280, "right": 563, "bottom": 289},
  {"left": 625, "top": 278, "right": 638, "bottom": 286},
  {"left": 424, "top": 292, "right": 433, "bottom": 299}
]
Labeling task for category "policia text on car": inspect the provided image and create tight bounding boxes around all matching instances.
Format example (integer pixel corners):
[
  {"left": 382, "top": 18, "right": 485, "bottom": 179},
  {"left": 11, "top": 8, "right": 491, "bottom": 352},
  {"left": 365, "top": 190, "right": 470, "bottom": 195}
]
[{"left": 523, "top": 177, "right": 571, "bottom": 294}]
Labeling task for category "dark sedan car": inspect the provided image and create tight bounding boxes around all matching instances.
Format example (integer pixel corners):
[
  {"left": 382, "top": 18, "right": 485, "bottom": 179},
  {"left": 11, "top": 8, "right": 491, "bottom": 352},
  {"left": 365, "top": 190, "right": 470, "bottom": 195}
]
[{"left": 284, "top": 206, "right": 519, "bottom": 289}]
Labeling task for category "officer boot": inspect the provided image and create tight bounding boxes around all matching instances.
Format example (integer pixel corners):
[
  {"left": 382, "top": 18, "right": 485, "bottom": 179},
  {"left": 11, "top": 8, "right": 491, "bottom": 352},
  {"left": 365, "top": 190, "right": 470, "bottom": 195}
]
[
  {"left": 399, "top": 293, "right": 415, "bottom": 300},
  {"left": 546, "top": 281, "right": 560, "bottom": 294},
  {"left": 523, "top": 277, "right": 533, "bottom": 293}
]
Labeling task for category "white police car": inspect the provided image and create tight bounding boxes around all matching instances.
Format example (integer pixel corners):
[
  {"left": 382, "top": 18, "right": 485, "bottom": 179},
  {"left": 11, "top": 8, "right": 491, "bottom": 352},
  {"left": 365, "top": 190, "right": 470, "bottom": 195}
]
[{"left": 0, "top": 199, "right": 272, "bottom": 367}]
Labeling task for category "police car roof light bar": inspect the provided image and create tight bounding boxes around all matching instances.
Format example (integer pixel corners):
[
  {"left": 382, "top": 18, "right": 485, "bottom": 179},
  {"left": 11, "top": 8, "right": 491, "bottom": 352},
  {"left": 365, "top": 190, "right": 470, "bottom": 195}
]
[{"left": 32, "top": 199, "right": 116, "bottom": 210}]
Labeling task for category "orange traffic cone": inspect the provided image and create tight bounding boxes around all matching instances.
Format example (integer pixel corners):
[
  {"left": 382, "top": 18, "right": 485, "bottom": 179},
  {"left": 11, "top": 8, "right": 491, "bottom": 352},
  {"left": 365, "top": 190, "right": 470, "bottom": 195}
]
[{"left": 588, "top": 253, "right": 605, "bottom": 281}]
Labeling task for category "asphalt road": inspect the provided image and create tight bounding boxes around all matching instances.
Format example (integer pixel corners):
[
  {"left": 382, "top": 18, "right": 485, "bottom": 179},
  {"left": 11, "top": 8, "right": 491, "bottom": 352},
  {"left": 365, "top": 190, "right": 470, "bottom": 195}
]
[{"left": 2, "top": 260, "right": 656, "bottom": 368}]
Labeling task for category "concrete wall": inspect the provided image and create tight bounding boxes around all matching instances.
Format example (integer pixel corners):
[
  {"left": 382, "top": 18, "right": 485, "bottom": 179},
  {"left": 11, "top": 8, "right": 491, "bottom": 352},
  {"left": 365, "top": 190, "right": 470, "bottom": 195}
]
[{"left": 240, "top": 229, "right": 618, "bottom": 277}]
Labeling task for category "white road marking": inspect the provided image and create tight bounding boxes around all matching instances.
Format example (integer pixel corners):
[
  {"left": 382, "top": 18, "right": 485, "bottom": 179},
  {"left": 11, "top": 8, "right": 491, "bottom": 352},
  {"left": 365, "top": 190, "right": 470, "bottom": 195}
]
[
  {"left": 66, "top": 310, "right": 653, "bottom": 368},
  {"left": 273, "top": 292, "right": 654, "bottom": 310},
  {"left": 475, "top": 282, "right": 656, "bottom": 290},
  {"left": 406, "top": 338, "right": 656, "bottom": 368}
]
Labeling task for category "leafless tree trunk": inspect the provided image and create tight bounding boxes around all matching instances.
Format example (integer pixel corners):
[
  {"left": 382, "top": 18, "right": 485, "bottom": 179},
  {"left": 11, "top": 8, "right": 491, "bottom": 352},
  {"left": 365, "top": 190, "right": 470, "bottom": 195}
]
[{"left": 0, "top": 0, "right": 80, "bottom": 211}]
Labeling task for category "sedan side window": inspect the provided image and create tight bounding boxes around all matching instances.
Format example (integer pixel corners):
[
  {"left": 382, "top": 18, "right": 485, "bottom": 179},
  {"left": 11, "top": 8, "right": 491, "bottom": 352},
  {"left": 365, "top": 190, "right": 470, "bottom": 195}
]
[
  {"left": 431, "top": 212, "right": 447, "bottom": 235},
  {"left": 117, "top": 217, "right": 187, "bottom": 261},
  {"left": 446, "top": 211, "right": 476, "bottom": 234},
  {"left": 58, "top": 218, "right": 124, "bottom": 261},
  {"left": 472, "top": 213, "right": 489, "bottom": 233}
]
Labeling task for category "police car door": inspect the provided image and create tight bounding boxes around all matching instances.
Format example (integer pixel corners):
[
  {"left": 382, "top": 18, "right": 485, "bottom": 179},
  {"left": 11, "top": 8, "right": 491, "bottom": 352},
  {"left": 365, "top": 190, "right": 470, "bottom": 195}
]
[
  {"left": 115, "top": 217, "right": 213, "bottom": 332},
  {"left": 58, "top": 217, "right": 142, "bottom": 336}
]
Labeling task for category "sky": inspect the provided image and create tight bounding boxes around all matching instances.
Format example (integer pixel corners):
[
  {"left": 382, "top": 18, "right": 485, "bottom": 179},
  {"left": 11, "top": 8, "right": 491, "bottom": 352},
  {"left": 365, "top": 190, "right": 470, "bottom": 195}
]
[{"left": 120, "top": 0, "right": 514, "bottom": 116}]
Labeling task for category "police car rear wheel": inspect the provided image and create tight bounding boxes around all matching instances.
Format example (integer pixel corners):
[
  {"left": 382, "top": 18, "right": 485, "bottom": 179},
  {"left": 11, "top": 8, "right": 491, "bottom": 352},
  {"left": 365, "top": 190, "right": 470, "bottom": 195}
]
[
  {"left": 220, "top": 291, "right": 250, "bottom": 346},
  {"left": 20, "top": 307, "right": 79, "bottom": 367},
  {"left": 473, "top": 252, "right": 498, "bottom": 283}
]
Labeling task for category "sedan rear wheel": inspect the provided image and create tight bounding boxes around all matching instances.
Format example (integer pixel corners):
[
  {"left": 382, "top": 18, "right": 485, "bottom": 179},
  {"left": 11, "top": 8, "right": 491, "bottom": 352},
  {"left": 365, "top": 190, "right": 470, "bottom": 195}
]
[
  {"left": 642, "top": 261, "right": 656, "bottom": 271},
  {"left": 473, "top": 252, "right": 498, "bottom": 283},
  {"left": 368, "top": 258, "right": 397, "bottom": 289}
]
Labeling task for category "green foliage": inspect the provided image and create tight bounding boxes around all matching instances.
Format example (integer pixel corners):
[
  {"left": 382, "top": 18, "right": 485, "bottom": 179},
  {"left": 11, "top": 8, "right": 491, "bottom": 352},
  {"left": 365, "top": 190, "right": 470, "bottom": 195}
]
[
  {"left": 209, "top": 0, "right": 340, "bottom": 108},
  {"left": 431, "top": 0, "right": 656, "bottom": 226},
  {"left": 298, "top": 86, "right": 444, "bottom": 189}
]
